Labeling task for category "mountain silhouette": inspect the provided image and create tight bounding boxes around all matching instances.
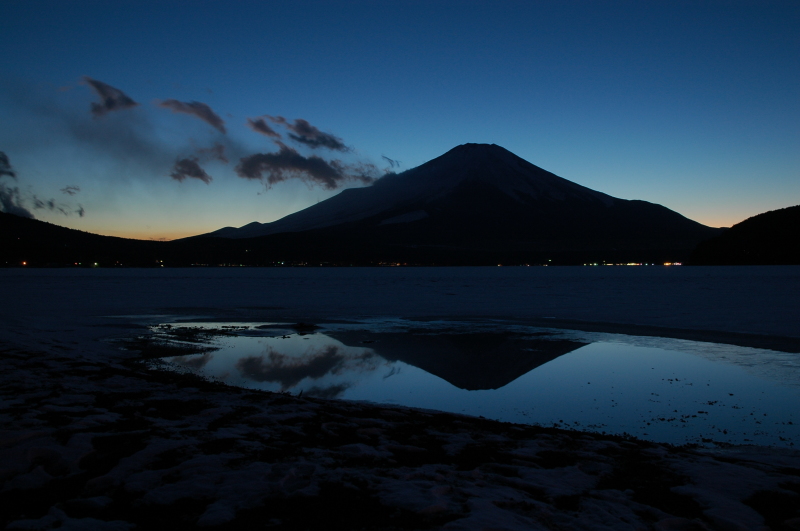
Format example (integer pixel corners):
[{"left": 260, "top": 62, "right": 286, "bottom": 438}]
[
  {"left": 689, "top": 204, "right": 800, "bottom": 265},
  {"left": 202, "top": 143, "right": 722, "bottom": 264},
  {"left": 1, "top": 144, "right": 726, "bottom": 266}
]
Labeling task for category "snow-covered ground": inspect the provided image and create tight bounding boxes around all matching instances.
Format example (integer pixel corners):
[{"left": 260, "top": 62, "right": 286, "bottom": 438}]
[{"left": 2, "top": 267, "right": 799, "bottom": 529}]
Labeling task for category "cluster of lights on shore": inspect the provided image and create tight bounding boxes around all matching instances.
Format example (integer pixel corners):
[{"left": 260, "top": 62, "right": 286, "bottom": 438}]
[
  {"left": 19, "top": 260, "right": 682, "bottom": 267},
  {"left": 582, "top": 262, "right": 682, "bottom": 266}
]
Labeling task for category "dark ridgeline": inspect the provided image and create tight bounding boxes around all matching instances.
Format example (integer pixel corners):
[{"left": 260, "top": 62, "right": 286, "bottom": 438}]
[
  {"left": 2, "top": 144, "right": 726, "bottom": 266},
  {"left": 0, "top": 211, "right": 243, "bottom": 267},
  {"left": 689, "top": 205, "right": 800, "bottom": 265}
]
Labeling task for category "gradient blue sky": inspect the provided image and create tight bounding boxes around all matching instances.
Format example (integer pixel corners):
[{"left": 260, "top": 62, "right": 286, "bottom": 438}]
[{"left": 1, "top": 0, "right": 798, "bottom": 239}]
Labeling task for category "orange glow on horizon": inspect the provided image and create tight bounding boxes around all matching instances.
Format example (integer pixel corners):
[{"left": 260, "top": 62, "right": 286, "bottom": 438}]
[{"left": 92, "top": 229, "right": 204, "bottom": 241}]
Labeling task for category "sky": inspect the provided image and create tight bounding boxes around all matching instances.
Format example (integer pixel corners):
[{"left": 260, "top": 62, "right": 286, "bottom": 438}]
[{"left": 1, "top": 0, "right": 798, "bottom": 240}]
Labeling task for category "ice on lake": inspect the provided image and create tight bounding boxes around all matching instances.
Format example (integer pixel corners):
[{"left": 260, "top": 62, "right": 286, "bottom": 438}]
[{"left": 146, "top": 319, "right": 800, "bottom": 448}]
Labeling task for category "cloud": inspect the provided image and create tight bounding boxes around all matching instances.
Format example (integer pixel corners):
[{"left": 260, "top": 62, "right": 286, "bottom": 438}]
[
  {"left": 60, "top": 185, "right": 80, "bottom": 196},
  {"left": 169, "top": 157, "right": 212, "bottom": 184},
  {"left": 83, "top": 77, "right": 138, "bottom": 117},
  {"left": 0, "top": 151, "right": 33, "bottom": 218},
  {"left": 247, "top": 117, "right": 281, "bottom": 139},
  {"left": 196, "top": 142, "right": 228, "bottom": 163},
  {"left": 235, "top": 143, "right": 377, "bottom": 190},
  {"left": 236, "top": 346, "right": 346, "bottom": 390},
  {"left": 382, "top": 155, "right": 401, "bottom": 169},
  {"left": 267, "top": 116, "right": 349, "bottom": 151},
  {"left": 0, "top": 183, "right": 34, "bottom": 218},
  {"left": 34, "top": 197, "right": 66, "bottom": 215},
  {"left": 0, "top": 78, "right": 172, "bottom": 177},
  {"left": 159, "top": 99, "right": 226, "bottom": 133},
  {"left": 0, "top": 151, "right": 16, "bottom": 179},
  {"left": 31, "top": 195, "right": 84, "bottom": 217}
]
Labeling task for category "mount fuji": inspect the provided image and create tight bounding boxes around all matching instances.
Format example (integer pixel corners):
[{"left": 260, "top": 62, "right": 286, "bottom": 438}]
[{"left": 201, "top": 143, "right": 722, "bottom": 264}]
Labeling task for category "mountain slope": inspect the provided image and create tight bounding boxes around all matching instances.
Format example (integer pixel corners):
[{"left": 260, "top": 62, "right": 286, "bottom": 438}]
[
  {"left": 208, "top": 143, "right": 617, "bottom": 238},
  {"left": 689, "top": 205, "right": 800, "bottom": 265},
  {"left": 2, "top": 144, "right": 727, "bottom": 266},
  {"left": 0, "top": 211, "right": 246, "bottom": 267},
  {"left": 203, "top": 143, "right": 722, "bottom": 264}
]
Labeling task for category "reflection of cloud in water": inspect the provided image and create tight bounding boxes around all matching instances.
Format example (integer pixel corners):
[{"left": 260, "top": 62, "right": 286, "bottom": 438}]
[
  {"left": 171, "top": 353, "right": 214, "bottom": 370},
  {"left": 235, "top": 345, "right": 379, "bottom": 391},
  {"left": 305, "top": 383, "right": 350, "bottom": 399}
]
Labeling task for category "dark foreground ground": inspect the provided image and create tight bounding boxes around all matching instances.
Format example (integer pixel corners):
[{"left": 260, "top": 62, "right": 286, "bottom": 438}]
[{"left": 2, "top": 340, "right": 800, "bottom": 531}]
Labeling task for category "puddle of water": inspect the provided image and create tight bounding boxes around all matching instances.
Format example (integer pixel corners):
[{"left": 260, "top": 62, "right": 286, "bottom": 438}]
[{"left": 147, "top": 321, "right": 800, "bottom": 448}]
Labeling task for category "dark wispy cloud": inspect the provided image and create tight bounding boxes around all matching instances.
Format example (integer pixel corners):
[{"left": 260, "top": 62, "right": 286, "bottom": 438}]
[
  {"left": 196, "top": 142, "right": 228, "bottom": 163},
  {"left": 169, "top": 157, "right": 212, "bottom": 184},
  {"left": 267, "top": 116, "right": 349, "bottom": 152},
  {"left": 236, "top": 347, "right": 346, "bottom": 390},
  {"left": 0, "top": 77, "right": 171, "bottom": 176},
  {"left": 246, "top": 117, "right": 281, "bottom": 139},
  {"left": 3, "top": 79, "right": 382, "bottom": 206},
  {"left": 1, "top": 152, "right": 16, "bottom": 179},
  {"left": 84, "top": 77, "right": 138, "bottom": 117},
  {"left": 32, "top": 195, "right": 70, "bottom": 216},
  {"left": 235, "top": 143, "right": 377, "bottom": 190},
  {"left": 381, "top": 155, "right": 400, "bottom": 169},
  {"left": 0, "top": 151, "right": 33, "bottom": 218},
  {"left": 159, "top": 99, "right": 226, "bottom": 134},
  {"left": 168, "top": 142, "right": 229, "bottom": 186},
  {"left": 0, "top": 184, "right": 33, "bottom": 218}
]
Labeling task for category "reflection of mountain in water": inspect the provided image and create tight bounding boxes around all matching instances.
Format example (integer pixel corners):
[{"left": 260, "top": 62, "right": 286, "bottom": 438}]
[
  {"left": 161, "top": 328, "right": 587, "bottom": 395},
  {"left": 329, "top": 331, "right": 587, "bottom": 390}
]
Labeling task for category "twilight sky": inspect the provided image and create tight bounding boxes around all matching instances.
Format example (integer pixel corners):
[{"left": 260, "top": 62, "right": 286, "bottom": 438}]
[{"left": 1, "top": 1, "right": 798, "bottom": 240}]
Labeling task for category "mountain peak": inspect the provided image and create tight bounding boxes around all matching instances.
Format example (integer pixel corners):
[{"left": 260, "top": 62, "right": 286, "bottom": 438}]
[
  {"left": 206, "top": 143, "right": 615, "bottom": 238},
  {"left": 404, "top": 142, "right": 613, "bottom": 207},
  {"left": 201, "top": 143, "right": 717, "bottom": 253},
  {"left": 432, "top": 142, "right": 516, "bottom": 164}
]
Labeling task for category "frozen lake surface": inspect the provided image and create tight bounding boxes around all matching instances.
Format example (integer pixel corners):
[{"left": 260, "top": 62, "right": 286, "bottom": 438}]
[
  {"left": 2, "top": 265, "right": 799, "bottom": 449},
  {"left": 3, "top": 266, "right": 800, "bottom": 529},
  {"left": 148, "top": 319, "right": 800, "bottom": 448}
]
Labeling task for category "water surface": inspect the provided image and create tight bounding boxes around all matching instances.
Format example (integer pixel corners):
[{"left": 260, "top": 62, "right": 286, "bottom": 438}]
[{"left": 148, "top": 319, "right": 800, "bottom": 447}]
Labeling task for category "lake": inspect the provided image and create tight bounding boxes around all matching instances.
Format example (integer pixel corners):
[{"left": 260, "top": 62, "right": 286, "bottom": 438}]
[
  {"left": 2, "top": 265, "right": 799, "bottom": 447},
  {"left": 148, "top": 318, "right": 800, "bottom": 448}
]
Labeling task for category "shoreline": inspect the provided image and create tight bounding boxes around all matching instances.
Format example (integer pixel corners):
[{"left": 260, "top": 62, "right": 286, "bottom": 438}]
[
  {"left": 2, "top": 337, "right": 800, "bottom": 529},
  {"left": 500, "top": 317, "right": 800, "bottom": 353}
]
